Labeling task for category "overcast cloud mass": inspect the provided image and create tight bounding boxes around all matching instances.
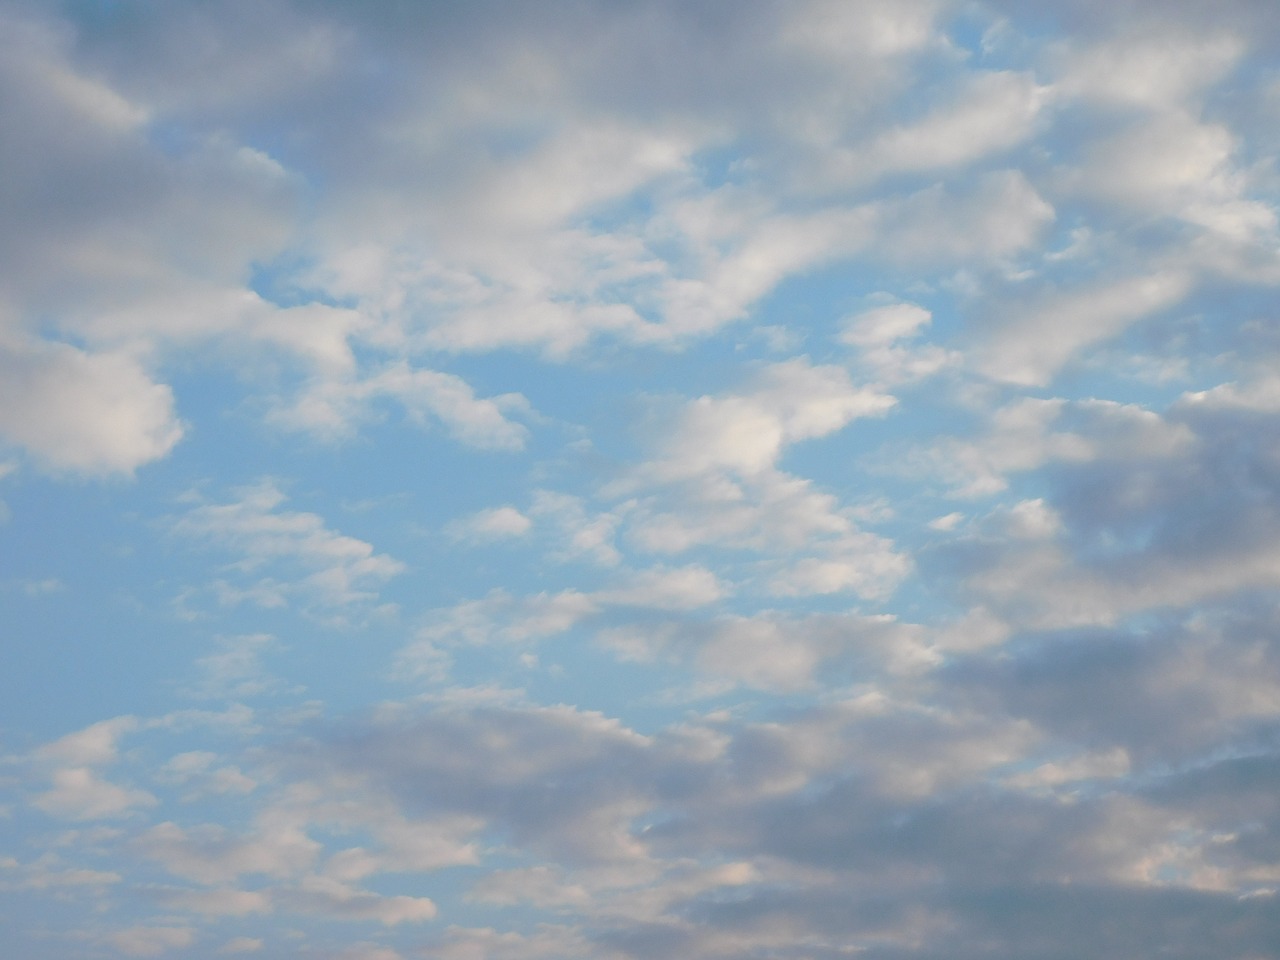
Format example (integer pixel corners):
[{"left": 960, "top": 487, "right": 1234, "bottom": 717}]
[{"left": 3, "top": 1, "right": 1280, "bottom": 957}]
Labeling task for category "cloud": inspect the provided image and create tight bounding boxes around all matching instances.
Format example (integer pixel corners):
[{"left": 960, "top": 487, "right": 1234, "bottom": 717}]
[
  {"left": 28, "top": 717, "right": 158, "bottom": 821},
  {"left": 824, "top": 70, "right": 1050, "bottom": 186},
  {"left": 1053, "top": 30, "right": 1242, "bottom": 108},
  {"left": 648, "top": 359, "right": 894, "bottom": 480},
  {"left": 451, "top": 506, "right": 533, "bottom": 541},
  {"left": 171, "top": 480, "right": 404, "bottom": 613},
  {"left": 293, "top": 699, "right": 661, "bottom": 865},
  {"left": 0, "top": 338, "right": 182, "bottom": 474},
  {"left": 529, "top": 491, "right": 622, "bottom": 566},
  {"left": 185, "top": 633, "right": 287, "bottom": 702},
  {"left": 420, "top": 924, "right": 599, "bottom": 960},
  {"left": 153, "top": 886, "right": 270, "bottom": 917},
  {"left": 399, "top": 564, "right": 726, "bottom": 672},
  {"left": 840, "top": 301, "right": 958, "bottom": 385},
  {"left": 596, "top": 565, "right": 726, "bottom": 610},
  {"left": 136, "top": 814, "right": 320, "bottom": 886},
  {"left": 36, "top": 716, "right": 139, "bottom": 767},
  {"left": 0, "top": 853, "right": 121, "bottom": 892},
  {"left": 6, "top": 2, "right": 1280, "bottom": 958},
  {"left": 217, "top": 938, "right": 265, "bottom": 955},
  {"left": 33, "top": 767, "right": 158, "bottom": 821},
  {"left": 282, "top": 875, "right": 437, "bottom": 925},
  {"left": 106, "top": 925, "right": 196, "bottom": 957},
  {"left": 916, "top": 396, "right": 1192, "bottom": 498},
  {"left": 275, "top": 362, "right": 532, "bottom": 451},
  {"left": 158, "top": 751, "right": 256, "bottom": 797},
  {"left": 975, "top": 272, "right": 1195, "bottom": 387}
]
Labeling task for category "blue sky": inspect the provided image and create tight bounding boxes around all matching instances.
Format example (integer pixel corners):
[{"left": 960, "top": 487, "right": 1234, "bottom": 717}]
[{"left": 3, "top": 1, "right": 1280, "bottom": 957}]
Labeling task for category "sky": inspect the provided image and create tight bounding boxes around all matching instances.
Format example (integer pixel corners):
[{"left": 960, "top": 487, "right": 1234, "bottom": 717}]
[{"left": 3, "top": 0, "right": 1280, "bottom": 957}]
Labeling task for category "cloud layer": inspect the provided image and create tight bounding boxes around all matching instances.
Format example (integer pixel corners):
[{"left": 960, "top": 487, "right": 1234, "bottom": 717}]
[{"left": 2, "top": 1, "right": 1280, "bottom": 958}]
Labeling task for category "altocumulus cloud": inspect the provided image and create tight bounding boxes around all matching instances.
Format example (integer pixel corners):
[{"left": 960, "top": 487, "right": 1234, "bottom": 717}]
[{"left": 2, "top": 1, "right": 1280, "bottom": 958}]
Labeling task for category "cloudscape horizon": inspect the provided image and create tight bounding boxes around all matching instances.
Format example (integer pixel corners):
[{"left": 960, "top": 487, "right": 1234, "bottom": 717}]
[{"left": 4, "top": 1, "right": 1280, "bottom": 957}]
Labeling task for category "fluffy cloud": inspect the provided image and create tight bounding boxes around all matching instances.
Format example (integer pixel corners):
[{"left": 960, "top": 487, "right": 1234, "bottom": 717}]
[
  {"left": 648, "top": 359, "right": 893, "bottom": 480},
  {"left": 0, "top": 338, "right": 182, "bottom": 474}
]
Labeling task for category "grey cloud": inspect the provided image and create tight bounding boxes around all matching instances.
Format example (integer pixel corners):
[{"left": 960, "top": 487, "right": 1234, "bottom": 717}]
[
  {"left": 286, "top": 701, "right": 673, "bottom": 864},
  {"left": 937, "top": 605, "right": 1280, "bottom": 766}
]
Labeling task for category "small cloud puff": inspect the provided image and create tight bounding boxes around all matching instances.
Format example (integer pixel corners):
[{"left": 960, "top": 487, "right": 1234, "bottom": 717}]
[{"left": 451, "top": 506, "right": 533, "bottom": 541}]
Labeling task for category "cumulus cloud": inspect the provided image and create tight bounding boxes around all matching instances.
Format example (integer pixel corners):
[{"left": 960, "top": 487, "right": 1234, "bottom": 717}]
[
  {"left": 0, "top": 339, "right": 182, "bottom": 474},
  {"left": 648, "top": 359, "right": 893, "bottom": 480}
]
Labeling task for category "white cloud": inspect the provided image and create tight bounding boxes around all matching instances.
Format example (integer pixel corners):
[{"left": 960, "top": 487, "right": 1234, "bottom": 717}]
[
  {"left": 596, "top": 565, "right": 726, "bottom": 610},
  {"left": 29, "top": 717, "right": 157, "bottom": 821},
  {"left": 826, "top": 70, "right": 1049, "bottom": 185},
  {"left": 404, "top": 564, "right": 725, "bottom": 668},
  {"left": 36, "top": 717, "right": 139, "bottom": 767},
  {"left": 322, "top": 811, "right": 481, "bottom": 880},
  {"left": 601, "top": 610, "right": 933, "bottom": 691},
  {"left": 976, "top": 271, "right": 1194, "bottom": 387},
  {"left": 451, "top": 506, "right": 533, "bottom": 541},
  {"left": 277, "top": 362, "right": 531, "bottom": 451},
  {"left": 602, "top": 358, "right": 910, "bottom": 600},
  {"left": 1055, "top": 31, "right": 1243, "bottom": 109},
  {"left": 840, "top": 302, "right": 933, "bottom": 349},
  {"left": 33, "top": 767, "right": 158, "bottom": 821},
  {"left": 409, "top": 590, "right": 600, "bottom": 657},
  {"left": 1073, "top": 113, "right": 1276, "bottom": 243},
  {"left": 868, "top": 168, "right": 1055, "bottom": 264},
  {"left": 137, "top": 814, "right": 321, "bottom": 885},
  {"left": 839, "top": 300, "right": 957, "bottom": 384},
  {"left": 1182, "top": 375, "right": 1280, "bottom": 412},
  {"left": 767, "top": 542, "right": 911, "bottom": 599},
  {"left": 467, "top": 121, "right": 694, "bottom": 231},
  {"left": 0, "top": 338, "right": 182, "bottom": 474},
  {"left": 650, "top": 359, "right": 894, "bottom": 480},
  {"left": 782, "top": 0, "right": 941, "bottom": 59},
  {"left": 919, "top": 396, "right": 1192, "bottom": 498},
  {"left": 626, "top": 470, "right": 853, "bottom": 554},
  {"left": 172, "top": 480, "right": 404, "bottom": 611},
  {"left": 530, "top": 491, "right": 622, "bottom": 565},
  {"left": 918, "top": 397, "right": 1088, "bottom": 497}
]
